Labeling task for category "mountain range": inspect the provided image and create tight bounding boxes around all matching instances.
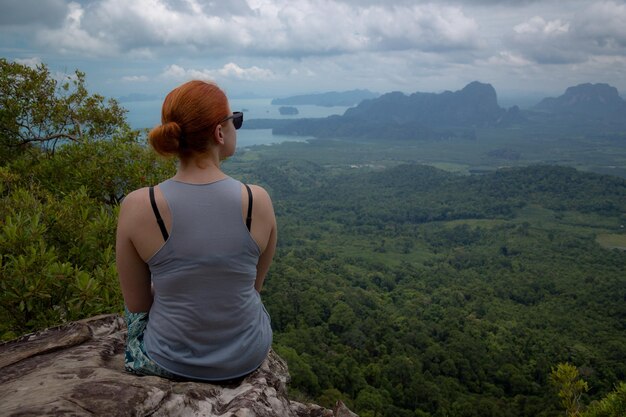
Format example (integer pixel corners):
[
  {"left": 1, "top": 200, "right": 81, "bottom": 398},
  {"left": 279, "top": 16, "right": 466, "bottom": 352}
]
[
  {"left": 341, "top": 81, "right": 522, "bottom": 127},
  {"left": 248, "top": 82, "right": 626, "bottom": 140}
]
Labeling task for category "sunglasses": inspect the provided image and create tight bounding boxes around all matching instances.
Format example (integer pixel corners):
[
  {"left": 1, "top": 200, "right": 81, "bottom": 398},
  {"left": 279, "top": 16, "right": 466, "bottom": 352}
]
[{"left": 220, "top": 112, "right": 243, "bottom": 130}]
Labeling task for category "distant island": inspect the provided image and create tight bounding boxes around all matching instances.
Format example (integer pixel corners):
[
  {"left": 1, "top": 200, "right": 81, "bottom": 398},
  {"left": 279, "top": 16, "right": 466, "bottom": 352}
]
[
  {"left": 533, "top": 83, "right": 626, "bottom": 119},
  {"left": 278, "top": 106, "right": 299, "bottom": 115},
  {"left": 246, "top": 82, "right": 626, "bottom": 141},
  {"left": 271, "top": 89, "right": 379, "bottom": 107}
]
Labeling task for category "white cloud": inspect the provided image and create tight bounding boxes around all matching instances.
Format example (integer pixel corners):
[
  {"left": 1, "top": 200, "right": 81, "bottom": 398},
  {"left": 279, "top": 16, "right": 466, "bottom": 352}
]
[
  {"left": 508, "top": 15, "right": 583, "bottom": 64},
  {"left": 26, "top": 0, "right": 482, "bottom": 58},
  {"left": 122, "top": 75, "right": 150, "bottom": 82},
  {"left": 246, "top": 1, "right": 481, "bottom": 54},
  {"left": 486, "top": 51, "right": 533, "bottom": 67},
  {"left": 2, "top": 0, "right": 625, "bottom": 99},
  {"left": 160, "top": 63, "right": 274, "bottom": 82},
  {"left": 513, "top": 16, "right": 569, "bottom": 35},
  {"left": 36, "top": 2, "right": 116, "bottom": 56},
  {"left": 214, "top": 63, "right": 274, "bottom": 80},
  {"left": 161, "top": 64, "right": 194, "bottom": 80},
  {"left": 505, "top": 2, "right": 626, "bottom": 65}
]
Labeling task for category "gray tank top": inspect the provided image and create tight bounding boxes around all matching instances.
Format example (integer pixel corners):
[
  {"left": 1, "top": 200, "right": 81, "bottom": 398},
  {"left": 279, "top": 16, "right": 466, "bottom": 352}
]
[{"left": 143, "top": 177, "right": 272, "bottom": 381}]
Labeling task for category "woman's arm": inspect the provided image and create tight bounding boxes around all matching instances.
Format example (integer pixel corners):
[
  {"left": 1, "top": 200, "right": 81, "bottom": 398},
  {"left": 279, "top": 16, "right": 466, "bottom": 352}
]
[
  {"left": 256, "top": 223, "right": 277, "bottom": 292},
  {"left": 248, "top": 185, "right": 277, "bottom": 292},
  {"left": 116, "top": 191, "right": 154, "bottom": 313}
]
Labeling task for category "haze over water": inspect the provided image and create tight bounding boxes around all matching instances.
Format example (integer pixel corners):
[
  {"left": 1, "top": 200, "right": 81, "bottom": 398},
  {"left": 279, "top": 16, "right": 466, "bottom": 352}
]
[{"left": 123, "top": 98, "right": 350, "bottom": 147}]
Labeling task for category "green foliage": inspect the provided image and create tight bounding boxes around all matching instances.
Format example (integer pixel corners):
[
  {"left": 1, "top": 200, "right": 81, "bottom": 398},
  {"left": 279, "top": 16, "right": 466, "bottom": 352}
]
[
  {"left": 584, "top": 383, "right": 626, "bottom": 417},
  {"left": 551, "top": 363, "right": 589, "bottom": 417},
  {"left": 24, "top": 132, "right": 175, "bottom": 205},
  {"left": 231, "top": 158, "right": 626, "bottom": 417},
  {"left": 548, "top": 365, "right": 626, "bottom": 417},
  {"left": 355, "top": 385, "right": 389, "bottom": 417},
  {"left": 0, "top": 60, "right": 174, "bottom": 338},
  {"left": 274, "top": 345, "right": 321, "bottom": 396},
  {"left": 317, "top": 388, "right": 348, "bottom": 409},
  {"left": 0, "top": 185, "right": 121, "bottom": 338},
  {"left": 0, "top": 58, "right": 128, "bottom": 161}
]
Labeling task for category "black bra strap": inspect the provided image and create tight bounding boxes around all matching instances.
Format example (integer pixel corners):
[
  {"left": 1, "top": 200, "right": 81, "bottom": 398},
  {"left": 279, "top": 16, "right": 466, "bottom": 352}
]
[
  {"left": 149, "top": 186, "right": 169, "bottom": 241},
  {"left": 244, "top": 184, "right": 253, "bottom": 231}
]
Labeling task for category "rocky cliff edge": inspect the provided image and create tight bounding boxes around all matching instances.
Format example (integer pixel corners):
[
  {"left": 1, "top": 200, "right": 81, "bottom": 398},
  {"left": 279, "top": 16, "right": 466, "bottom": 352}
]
[{"left": 0, "top": 314, "right": 357, "bottom": 417}]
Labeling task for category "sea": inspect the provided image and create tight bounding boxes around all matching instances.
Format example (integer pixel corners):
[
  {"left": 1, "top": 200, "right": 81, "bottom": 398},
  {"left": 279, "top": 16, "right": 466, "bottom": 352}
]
[{"left": 123, "top": 98, "right": 352, "bottom": 148}]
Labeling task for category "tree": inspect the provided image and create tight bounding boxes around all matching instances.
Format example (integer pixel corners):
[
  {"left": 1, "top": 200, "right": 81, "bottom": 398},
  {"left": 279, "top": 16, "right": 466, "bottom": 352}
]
[
  {"left": 0, "top": 58, "right": 127, "bottom": 160},
  {"left": 273, "top": 345, "right": 321, "bottom": 396},
  {"left": 584, "top": 383, "right": 626, "bottom": 417},
  {"left": 0, "top": 60, "right": 174, "bottom": 339},
  {"left": 29, "top": 133, "right": 175, "bottom": 205},
  {"left": 551, "top": 363, "right": 589, "bottom": 417},
  {"left": 355, "top": 386, "right": 386, "bottom": 417}
]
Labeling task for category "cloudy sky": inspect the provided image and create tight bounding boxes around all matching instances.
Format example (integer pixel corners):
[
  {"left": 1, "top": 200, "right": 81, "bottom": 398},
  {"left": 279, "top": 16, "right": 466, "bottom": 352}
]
[{"left": 1, "top": 0, "right": 626, "bottom": 106}]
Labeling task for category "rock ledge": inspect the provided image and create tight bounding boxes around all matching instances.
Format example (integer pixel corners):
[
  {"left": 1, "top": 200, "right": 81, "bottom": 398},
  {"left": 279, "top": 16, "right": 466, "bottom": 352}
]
[{"left": 0, "top": 314, "right": 357, "bottom": 417}]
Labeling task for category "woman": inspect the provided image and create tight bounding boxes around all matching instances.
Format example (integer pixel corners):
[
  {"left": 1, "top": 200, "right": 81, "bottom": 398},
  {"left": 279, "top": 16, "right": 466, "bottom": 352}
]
[{"left": 116, "top": 80, "right": 277, "bottom": 382}]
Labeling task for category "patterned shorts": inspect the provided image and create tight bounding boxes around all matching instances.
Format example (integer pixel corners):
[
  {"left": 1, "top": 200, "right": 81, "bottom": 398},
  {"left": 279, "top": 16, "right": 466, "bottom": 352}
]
[
  {"left": 124, "top": 307, "right": 178, "bottom": 379},
  {"left": 124, "top": 307, "right": 256, "bottom": 384}
]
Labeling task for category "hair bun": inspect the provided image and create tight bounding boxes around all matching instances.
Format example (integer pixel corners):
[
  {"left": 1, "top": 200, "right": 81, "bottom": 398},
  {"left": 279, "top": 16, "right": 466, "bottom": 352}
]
[
  {"left": 149, "top": 121, "right": 182, "bottom": 156},
  {"left": 149, "top": 81, "right": 229, "bottom": 158}
]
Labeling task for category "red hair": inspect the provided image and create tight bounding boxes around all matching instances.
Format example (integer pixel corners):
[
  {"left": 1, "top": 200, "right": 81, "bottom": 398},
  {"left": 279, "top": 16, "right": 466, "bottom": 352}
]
[{"left": 149, "top": 80, "right": 229, "bottom": 158}]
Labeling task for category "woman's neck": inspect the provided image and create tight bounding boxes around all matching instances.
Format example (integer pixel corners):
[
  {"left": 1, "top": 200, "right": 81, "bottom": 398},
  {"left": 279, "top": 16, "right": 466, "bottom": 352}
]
[{"left": 173, "top": 154, "right": 227, "bottom": 184}]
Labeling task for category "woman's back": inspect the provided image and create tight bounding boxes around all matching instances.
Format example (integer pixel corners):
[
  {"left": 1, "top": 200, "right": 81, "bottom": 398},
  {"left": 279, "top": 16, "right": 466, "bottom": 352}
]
[{"left": 144, "top": 178, "right": 272, "bottom": 381}]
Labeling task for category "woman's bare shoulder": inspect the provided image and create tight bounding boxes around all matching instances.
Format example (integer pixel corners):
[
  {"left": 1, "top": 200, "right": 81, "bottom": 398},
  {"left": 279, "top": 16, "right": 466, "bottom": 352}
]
[
  {"left": 119, "top": 187, "right": 150, "bottom": 213},
  {"left": 248, "top": 184, "right": 271, "bottom": 200},
  {"left": 248, "top": 184, "right": 274, "bottom": 210}
]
